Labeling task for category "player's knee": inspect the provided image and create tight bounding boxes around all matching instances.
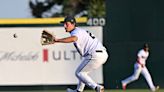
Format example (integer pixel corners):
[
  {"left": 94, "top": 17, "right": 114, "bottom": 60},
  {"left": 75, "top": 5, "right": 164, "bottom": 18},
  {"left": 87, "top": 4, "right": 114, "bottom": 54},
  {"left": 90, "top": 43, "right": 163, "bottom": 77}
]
[
  {"left": 75, "top": 71, "right": 86, "bottom": 78},
  {"left": 133, "top": 76, "right": 139, "bottom": 80}
]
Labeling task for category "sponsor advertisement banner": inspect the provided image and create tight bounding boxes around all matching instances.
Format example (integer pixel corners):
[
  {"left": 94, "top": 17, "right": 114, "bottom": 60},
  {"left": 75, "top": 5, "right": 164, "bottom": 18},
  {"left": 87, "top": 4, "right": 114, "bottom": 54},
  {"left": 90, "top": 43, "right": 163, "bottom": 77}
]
[{"left": 0, "top": 26, "right": 103, "bottom": 85}]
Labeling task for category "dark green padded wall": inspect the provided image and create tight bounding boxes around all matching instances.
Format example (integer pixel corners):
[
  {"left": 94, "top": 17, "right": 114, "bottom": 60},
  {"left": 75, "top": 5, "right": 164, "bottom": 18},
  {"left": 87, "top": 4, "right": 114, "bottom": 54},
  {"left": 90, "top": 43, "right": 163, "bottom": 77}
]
[{"left": 104, "top": 0, "right": 164, "bottom": 89}]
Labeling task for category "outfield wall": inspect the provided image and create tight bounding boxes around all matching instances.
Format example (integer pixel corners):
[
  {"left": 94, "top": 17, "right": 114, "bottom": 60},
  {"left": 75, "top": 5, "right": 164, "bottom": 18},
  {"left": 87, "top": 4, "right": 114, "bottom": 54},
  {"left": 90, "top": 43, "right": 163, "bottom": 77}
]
[{"left": 0, "top": 26, "right": 103, "bottom": 85}]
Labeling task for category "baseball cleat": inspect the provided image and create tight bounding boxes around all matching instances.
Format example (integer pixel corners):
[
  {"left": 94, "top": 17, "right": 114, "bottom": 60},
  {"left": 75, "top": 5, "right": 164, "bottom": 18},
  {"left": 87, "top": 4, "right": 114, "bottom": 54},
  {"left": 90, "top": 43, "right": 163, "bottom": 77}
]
[
  {"left": 67, "top": 88, "right": 77, "bottom": 92},
  {"left": 122, "top": 83, "right": 127, "bottom": 90},
  {"left": 155, "top": 86, "right": 159, "bottom": 91},
  {"left": 96, "top": 85, "right": 104, "bottom": 92}
]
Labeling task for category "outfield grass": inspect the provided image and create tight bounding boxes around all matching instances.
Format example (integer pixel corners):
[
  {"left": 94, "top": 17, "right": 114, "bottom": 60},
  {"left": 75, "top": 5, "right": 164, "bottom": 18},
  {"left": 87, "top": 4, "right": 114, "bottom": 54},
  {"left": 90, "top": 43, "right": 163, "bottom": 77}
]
[{"left": 0, "top": 89, "right": 163, "bottom": 92}]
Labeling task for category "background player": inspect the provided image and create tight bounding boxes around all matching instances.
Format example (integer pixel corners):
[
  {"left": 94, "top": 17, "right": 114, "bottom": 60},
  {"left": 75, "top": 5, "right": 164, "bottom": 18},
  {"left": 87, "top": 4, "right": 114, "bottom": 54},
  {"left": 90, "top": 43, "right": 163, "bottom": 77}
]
[
  {"left": 53, "top": 16, "right": 108, "bottom": 92},
  {"left": 121, "top": 43, "right": 159, "bottom": 92}
]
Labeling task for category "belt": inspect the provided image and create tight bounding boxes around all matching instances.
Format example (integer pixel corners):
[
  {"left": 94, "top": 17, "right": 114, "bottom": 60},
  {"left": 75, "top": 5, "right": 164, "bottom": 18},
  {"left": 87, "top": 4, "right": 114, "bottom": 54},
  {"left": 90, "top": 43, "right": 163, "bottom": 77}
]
[{"left": 95, "top": 50, "right": 103, "bottom": 52}]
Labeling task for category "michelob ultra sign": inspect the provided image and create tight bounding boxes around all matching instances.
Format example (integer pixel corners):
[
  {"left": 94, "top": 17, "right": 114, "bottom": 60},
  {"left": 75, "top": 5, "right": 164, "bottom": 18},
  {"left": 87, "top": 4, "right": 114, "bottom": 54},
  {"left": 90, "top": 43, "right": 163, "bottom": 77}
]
[{"left": 0, "top": 26, "right": 103, "bottom": 85}]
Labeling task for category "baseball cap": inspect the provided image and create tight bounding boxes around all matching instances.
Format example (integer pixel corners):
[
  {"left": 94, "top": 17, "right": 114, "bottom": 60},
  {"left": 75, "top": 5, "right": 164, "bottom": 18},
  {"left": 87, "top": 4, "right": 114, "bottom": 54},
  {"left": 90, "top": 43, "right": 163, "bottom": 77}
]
[{"left": 60, "top": 16, "right": 76, "bottom": 24}]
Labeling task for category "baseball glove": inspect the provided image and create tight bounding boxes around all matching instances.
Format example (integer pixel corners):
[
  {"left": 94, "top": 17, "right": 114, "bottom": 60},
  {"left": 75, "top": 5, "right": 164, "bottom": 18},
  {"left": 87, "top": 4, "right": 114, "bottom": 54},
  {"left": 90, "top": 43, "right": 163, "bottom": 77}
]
[{"left": 41, "top": 30, "right": 55, "bottom": 45}]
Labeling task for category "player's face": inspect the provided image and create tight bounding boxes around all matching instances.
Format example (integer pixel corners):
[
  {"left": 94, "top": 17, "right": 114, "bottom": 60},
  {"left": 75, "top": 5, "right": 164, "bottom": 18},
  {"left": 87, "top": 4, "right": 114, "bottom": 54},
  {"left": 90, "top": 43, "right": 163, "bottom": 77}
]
[
  {"left": 64, "top": 22, "right": 75, "bottom": 32},
  {"left": 144, "top": 47, "right": 149, "bottom": 52}
]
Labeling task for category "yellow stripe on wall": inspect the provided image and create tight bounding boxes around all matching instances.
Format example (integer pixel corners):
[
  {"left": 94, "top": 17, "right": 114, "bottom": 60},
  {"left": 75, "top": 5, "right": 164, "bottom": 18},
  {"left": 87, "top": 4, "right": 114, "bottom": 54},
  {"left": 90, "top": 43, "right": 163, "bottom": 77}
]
[{"left": 0, "top": 17, "right": 87, "bottom": 25}]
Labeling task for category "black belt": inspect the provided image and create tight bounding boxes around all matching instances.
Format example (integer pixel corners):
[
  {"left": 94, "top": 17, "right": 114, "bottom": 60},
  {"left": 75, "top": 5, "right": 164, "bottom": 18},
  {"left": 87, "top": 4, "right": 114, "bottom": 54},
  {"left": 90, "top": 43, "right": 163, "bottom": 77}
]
[{"left": 95, "top": 50, "right": 103, "bottom": 52}]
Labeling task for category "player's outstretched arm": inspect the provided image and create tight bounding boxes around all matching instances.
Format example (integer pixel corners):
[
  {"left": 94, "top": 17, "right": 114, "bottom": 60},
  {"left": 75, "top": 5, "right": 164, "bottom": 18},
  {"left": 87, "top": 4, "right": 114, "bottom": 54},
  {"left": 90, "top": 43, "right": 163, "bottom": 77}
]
[{"left": 55, "top": 36, "right": 77, "bottom": 43}]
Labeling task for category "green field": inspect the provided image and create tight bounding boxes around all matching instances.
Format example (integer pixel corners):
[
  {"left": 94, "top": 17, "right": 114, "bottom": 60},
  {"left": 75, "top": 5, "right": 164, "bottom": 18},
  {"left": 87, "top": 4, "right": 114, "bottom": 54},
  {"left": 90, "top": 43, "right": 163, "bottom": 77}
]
[{"left": 0, "top": 89, "right": 163, "bottom": 92}]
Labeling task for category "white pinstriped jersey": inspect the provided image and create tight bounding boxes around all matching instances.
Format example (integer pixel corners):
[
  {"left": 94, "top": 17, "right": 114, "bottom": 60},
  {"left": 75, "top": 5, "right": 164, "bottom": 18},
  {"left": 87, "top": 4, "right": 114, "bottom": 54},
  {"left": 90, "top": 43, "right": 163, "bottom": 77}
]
[
  {"left": 137, "top": 49, "right": 149, "bottom": 65},
  {"left": 70, "top": 27, "right": 106, "bottom": 56}
]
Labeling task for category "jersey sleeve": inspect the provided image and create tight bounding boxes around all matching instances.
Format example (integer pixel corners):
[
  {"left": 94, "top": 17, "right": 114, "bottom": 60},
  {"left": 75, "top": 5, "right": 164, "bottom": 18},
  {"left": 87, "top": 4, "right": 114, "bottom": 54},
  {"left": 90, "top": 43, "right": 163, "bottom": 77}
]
[
  {"left": 137, "top": 50, "right": 143, "bottom": 58},
  {"left": 70, "top": 29, "right": 80, "bottom": 40},
  {"left": 71, "top": 31, "right": 78, "bottom": 36}
]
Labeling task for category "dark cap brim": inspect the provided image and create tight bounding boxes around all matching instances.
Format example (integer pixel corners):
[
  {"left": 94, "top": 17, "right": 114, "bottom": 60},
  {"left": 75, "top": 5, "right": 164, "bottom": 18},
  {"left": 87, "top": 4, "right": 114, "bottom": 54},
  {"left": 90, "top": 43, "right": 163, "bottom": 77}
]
[
  {"left": 61, "top": 16, "right": 76, "bottom": 24},
  {"left": 60, "top": 21, "right": 65, "bottom": 23}
]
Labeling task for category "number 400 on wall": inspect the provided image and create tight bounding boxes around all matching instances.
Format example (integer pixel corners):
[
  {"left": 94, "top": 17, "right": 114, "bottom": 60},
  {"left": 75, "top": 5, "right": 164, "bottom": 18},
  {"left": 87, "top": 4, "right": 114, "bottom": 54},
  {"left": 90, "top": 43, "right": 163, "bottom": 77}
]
[{"left": 87, "top": 18, "right": 106, "bottom": 26}]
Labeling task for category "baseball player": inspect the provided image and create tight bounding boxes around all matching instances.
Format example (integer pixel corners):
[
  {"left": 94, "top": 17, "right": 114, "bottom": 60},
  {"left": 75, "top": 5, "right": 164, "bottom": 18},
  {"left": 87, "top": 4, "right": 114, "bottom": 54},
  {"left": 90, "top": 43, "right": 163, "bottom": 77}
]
[
  {"left": 53, "top": 16, "right": 108, "bottom": 92},
  {"left": 121, "top": 43, "right": 159, "bottom": 92}
]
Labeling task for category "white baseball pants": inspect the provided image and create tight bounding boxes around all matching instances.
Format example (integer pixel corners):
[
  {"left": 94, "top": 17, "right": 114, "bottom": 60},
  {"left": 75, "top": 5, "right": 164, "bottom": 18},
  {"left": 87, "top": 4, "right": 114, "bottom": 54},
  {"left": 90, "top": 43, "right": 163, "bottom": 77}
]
[
  {"left": 122, "top": 63, "right": 156, "bottom": 91},
  {"left": 75, "top": 49, "right": 108, "bottom": 92}
]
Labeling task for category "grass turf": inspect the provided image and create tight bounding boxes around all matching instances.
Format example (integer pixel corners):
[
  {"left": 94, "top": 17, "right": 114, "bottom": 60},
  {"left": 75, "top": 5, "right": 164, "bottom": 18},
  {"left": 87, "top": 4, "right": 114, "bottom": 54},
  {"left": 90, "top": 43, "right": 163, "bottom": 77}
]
[{"left": 0, "top": 89, "right": 163, "bottom": 92}]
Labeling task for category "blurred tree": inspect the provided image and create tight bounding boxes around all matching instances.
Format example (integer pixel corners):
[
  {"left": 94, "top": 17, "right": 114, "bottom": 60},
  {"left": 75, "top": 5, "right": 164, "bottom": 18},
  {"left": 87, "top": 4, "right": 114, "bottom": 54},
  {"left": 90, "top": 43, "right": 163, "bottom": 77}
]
[
  {"left": 63, "top": 0, "right": 88, "bottom": 17},
  {"left": 88, "top": 0, "right": 106, "bottom": 17},
  {"left": 29, "top": 0, "right": 105, "bottom": 18},
  {"left": 29, "top": 0, "right": 55, "bottom": 18}
]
